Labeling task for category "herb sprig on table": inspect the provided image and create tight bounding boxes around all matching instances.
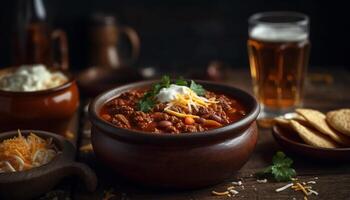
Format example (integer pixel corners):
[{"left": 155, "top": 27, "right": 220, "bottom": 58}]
[
  {"left": 137, "top": 75, "right": 205, "bottom": 112},
  {"left": 255, "top": 151, "right": 296, "bottom": 182}
]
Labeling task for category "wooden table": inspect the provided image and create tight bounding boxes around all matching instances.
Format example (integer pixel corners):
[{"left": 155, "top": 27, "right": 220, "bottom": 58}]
[{"left": 39, "top": 67, "right": 350, "bottom": 200}]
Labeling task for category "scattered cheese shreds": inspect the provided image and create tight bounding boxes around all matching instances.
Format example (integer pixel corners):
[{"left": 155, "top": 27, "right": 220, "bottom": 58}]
[
  {"left": 307, "top": 181, "right": 316, "bottom": 184},
  {"left": 307, "top": 189, "right": 319, "bottom": 196},
  {"left": 227, "top": 186, "right": 235, "bottom": 190},
  {"left": 211, "top": 191, "right": 229, "bottom": 196},
  {"left": 229, "top": 189, "right": 239, "bottom": 195},
  {"left": 232, "top": 181, "right": 243, "bottom": 186},
  {"left": 212, "top": 181, "right": 244, "bottom": 197},
  {"left": 276, "top": 183, "right": 294, "bottom": 192},
  {"left": 275, "top": 180, "right": 319, "bottom": 199},
  {"left": 295, "top": 183, "right": 308, "bottom": 196},
  {"left": 257, "top": 179, "right": 268, "bottom": 183}
]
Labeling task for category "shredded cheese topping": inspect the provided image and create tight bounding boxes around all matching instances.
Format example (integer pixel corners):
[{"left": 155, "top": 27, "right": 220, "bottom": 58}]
[
  {"left": 157, "top": 84, "right": 218, "bottom": 118},
  {"left": 0, "top": 130, "right": 57, "bottom": 173}
]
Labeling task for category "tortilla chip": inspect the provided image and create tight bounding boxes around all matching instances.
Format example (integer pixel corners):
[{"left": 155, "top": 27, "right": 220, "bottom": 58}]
[
  {"left": 274, "top": 117, "right": 290, "bottom": 127},
  {"left": 290, "top": 120, "right": 339, "bottom": 148},
  {"left": 296, "top": 108, "right": 350, "bottom": 146},
  {"left": 284, "top": 112, "right": 308, "bottom": 123},
  {"left": 326, "top": 109, "right": 350, "bottom": 136}
]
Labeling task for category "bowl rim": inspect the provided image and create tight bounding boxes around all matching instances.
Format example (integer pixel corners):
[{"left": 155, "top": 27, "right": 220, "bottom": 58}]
[
  {"left": 272, "top": 125, "right": 350, "bottom": 152},
  {"left": 89, "top": 79, "right": 260, "bottom": 140},
  {"left": 0, "top": 130, "right": 72, "bottom": 180},
  {"left": 0, "top": 66, "right": 76, "bottom": 96}
]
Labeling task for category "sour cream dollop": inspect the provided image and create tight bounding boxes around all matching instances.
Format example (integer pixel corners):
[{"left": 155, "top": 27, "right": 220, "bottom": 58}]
[
  {"left": 0, "top": 64, "right": 67, "bottom": 92},
  {"left": 156, "top": 84, "right": 191, "bottom": 103}
]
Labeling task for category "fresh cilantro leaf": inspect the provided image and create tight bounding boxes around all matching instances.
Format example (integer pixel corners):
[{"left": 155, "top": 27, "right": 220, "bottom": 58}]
[
  {"left": 271, "top": 166, "right": 296, "bottom": 182},
  {"left": 152, "top": 83, "right": 163, "bottom": 95},
  {"left": 160, "top": 75, "right": 170, "bottom": 88},
  {"left": 138, "top": 75, "right": 170, "bottom": 112},
  {"left": 138, "top": 96, "right": 155, "bottom": 112},
  {"left": 255, "top": 151, "right": 296, "bottom": 182},
  {"left": 142, "top": 91, "right": 153, "bottom": 98},
  {"left": 190, "top": 80, "right": 205, "bottom": 96},
  {"left": 152, "top": 75, "right": 171, "bottom": 94},
  {"left": 175, "top": 77, "right": 188, "bottom": 86}
]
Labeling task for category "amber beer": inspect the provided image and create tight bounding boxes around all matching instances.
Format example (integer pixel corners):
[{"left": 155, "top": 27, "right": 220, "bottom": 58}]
[{"left": 248, "top": 12, "right": 310, "bottom": 116}]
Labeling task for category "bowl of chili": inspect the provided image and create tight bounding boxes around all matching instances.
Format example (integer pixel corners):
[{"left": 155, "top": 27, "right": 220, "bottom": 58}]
[{"left": 89, "top": 78, "right": 260, "bottom": 189}]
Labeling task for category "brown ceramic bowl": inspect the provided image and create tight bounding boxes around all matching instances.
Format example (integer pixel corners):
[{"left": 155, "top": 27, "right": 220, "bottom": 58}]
[
  {"left": 0, "top": 130, "right": 97, "bottom": 200},
  {"left": 272, "top": 125, "right": 350, "bottom": 161},
  {"left": 0, "top": 67, "right": 79, "bottom": 135},
  {"left": 89, "top": 80, "right": 260, "bottom": 189}
]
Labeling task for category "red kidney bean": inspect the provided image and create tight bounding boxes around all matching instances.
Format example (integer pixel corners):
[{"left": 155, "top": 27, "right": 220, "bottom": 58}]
[
  {"left": 158, "top": 120, "right": 173, "bottom": 128},
  {"left": 195, "top": 117, "right": 205, "bottom": 124},
  {"left": 209, "top": 114, "right": 222, "bottom": 122},
  {"left": 152, "top": 112, "right": 163, "bottom": 121}
]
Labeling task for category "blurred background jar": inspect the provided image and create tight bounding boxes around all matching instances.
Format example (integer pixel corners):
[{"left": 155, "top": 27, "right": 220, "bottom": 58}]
[
  {"left": 89, "top": 14, "right": 140, "bottom": 68},
  {"left": 12, "top": 0, "right": 69, "bottom": 69}
]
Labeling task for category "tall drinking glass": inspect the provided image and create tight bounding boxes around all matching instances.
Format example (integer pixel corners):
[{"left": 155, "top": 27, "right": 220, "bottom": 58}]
[{"left": 247, "top": 12, "right": 310, "bottom": 118}]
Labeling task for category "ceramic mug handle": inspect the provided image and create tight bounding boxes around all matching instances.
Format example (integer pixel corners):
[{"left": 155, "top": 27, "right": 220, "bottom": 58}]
[
  {"left": 61, "top": 162, "right": 98, "bottom": 192},
  {"left": 51, "top": 29, "right": 69, "bottom": 70},
  {"left": 120, "top": 26, "right": 140, "bottom": 65}
]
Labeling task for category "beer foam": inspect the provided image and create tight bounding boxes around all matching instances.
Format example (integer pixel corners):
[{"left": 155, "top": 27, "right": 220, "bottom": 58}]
[{"left": 250, "top": 25, "right": 308, "bottom": 42}]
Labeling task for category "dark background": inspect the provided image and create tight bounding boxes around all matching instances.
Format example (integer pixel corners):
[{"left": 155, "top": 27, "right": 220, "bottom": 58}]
[{"left": 0, "top": 0, "right": 348, "bottom": 70}]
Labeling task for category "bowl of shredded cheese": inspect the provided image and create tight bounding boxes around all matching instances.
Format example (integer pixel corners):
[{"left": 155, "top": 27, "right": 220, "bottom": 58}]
[
  {"left": 0, "top": 130, "right": 58, "bottom": 173},
  {"left": 0, "top": 130, "right": 97, "bottom": 200}
]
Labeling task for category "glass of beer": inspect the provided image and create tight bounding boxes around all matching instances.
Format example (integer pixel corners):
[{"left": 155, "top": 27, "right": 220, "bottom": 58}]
[{"left": 247, "top": 12, "right": 310, "bottom": 118}]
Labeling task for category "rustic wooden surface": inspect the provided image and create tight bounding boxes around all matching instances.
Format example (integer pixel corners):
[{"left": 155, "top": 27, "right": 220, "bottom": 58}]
[{"left": 40, "top": 67, "right": 350, "bottom": 200}]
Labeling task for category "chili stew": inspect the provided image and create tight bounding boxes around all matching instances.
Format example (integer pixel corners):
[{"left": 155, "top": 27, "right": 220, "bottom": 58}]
[{"left": 100, "top": 77, "right": 246, "bottom": 134}]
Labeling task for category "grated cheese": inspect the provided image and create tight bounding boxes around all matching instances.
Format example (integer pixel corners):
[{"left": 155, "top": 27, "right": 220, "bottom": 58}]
[
  {"left": 256, "top": 179, "right": 267, "bottom": 183},
  {"left": 229, "top": 189, "right": 239, "bottom": 195},
  {"left": 0, "top": 130, "right": 57, "bottom": 173},
  {"left": 307, "top": 189, "right": 319, "bottom": 196},
  {"left": 157, "top": 84, "right": 219, "bottom": 118},
  {"left": 295, "top": 183, "right": 308, "bottom": 196},
  {"left": 211, "top": 190, "right": 229, "bottom": 196},
  {"left": 276, "top": 183, "right": 294, "bottom": 192},
  {"left": 232, "top": 181, "right": 243, "bottom": 186},
  {"left": 276, "top": 180, "right": 319, "bottom": 199}
]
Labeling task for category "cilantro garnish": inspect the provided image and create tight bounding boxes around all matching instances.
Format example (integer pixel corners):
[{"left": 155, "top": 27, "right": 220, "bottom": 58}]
[
  {"left": 175, "top": 76, "right": 188, "bottom": 86},
  {"left": 138, "top": 97, "right": 155, "bottom": 113},
  {"left": 255, "top": 151, "right": 296, "bottom": 182},
  {"left": 190, "top": 80, "right": 205, "bottom": 96},
  {"left": 137, "top": 75, "right": 205, "bottom": 112}
]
